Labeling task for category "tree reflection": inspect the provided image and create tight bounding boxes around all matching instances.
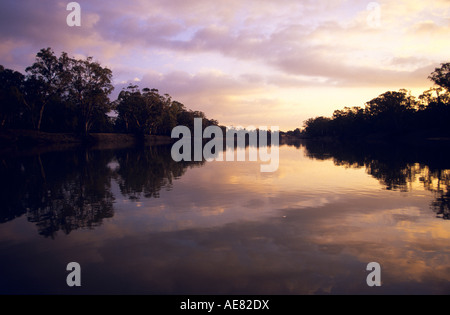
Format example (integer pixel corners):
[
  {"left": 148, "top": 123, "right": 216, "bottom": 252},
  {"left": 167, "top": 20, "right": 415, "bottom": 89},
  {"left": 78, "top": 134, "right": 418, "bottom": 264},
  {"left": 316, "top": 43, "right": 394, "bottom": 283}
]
[
  {"left": 297, "top": 139, "right": 450, "bottom": 219},
  {"left": 114, "top": 145, "right": 204, "bottom": 200},
  {"left": 0, "top": 149, "right": 115, "bottom": 238},
  {"left": 425, "top": 169, "right": 450, "bottom": 219},
  {"left": 0, "top": 144, "right": 204, "bottom": 237},
  {"left": 28, "top": 149, "right": 116, "bottom": 238}
]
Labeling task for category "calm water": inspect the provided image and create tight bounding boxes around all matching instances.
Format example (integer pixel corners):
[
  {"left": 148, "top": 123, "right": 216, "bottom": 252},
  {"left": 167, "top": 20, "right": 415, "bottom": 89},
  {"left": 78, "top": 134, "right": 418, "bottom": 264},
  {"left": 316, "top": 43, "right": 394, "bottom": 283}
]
[{"left": 1, "top": 140, "right": 450, "bottom": 295}]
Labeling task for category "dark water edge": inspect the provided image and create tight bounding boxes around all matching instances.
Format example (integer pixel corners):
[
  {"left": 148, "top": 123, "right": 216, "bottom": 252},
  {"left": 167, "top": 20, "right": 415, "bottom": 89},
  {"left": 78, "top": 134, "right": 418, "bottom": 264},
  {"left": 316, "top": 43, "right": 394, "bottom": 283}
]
[
  {"left": 298, "top": 138, "right": 450, "bottom": 222},
  {"left": 0, "top": 129, "right": 174, "bottom": 154},
  {"left": 282, "top": 135, "right": 450, "bottom": 169}
]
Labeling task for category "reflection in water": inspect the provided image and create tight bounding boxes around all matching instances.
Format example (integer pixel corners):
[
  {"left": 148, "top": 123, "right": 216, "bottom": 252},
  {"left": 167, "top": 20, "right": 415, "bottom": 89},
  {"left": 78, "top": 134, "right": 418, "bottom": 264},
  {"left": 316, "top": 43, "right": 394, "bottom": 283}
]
[
  {"left": 115, "top": 146, "right": 203, "bottom": 200},
  {"left": 294, "top": 139, "right": 450, "bottom": 220},
  {"left": 0, "top": 149, "right": 115, "bottom": 238},
  {"left": 0, "top": 146, "right": 203, "bottom": 238},
  {"left": 1, "top": 140, "right": 450, "bottom": 294}
]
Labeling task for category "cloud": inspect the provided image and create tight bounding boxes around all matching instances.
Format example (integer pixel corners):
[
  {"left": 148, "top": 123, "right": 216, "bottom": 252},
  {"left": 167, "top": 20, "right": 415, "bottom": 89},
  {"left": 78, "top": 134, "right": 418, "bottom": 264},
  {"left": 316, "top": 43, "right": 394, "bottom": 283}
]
[
  {"left": 2, "top": 0, "right": 446, "bottom": 84},
  {"left": 0, "top": 0, "right": 448, "bottom": 129}
]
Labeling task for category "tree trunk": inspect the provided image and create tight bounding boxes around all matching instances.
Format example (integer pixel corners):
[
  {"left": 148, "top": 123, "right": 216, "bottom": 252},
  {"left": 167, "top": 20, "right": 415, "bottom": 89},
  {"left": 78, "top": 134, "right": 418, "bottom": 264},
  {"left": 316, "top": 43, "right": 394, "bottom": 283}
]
[
  {"left": 38, "top": 155, "right": 46, "bottom": 181},
  {"left": 37, "top": 103, "right": 46, "bottom": 131}
]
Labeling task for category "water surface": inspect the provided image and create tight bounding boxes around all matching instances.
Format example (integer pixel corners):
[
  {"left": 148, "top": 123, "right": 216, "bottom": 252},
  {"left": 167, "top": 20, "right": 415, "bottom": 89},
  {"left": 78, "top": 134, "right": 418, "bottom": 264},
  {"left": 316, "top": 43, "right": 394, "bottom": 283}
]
[{"left": 1, "top": 140, "right": 450, "bottom": 294}]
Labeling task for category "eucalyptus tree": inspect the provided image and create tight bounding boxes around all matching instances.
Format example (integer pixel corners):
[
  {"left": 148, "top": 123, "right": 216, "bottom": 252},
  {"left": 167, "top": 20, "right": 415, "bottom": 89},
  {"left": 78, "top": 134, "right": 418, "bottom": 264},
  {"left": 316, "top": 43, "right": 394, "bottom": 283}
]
[
  {"left": 429, "top": 63, "right": 450, "bottom": 91},
  {"left": 0, "top": 65, "right": 25, "bottom": 129},
  {"left": 24, "top": 48, "right": 71, "bottom": 131},
  {"left": 67, "top": 56, "right": 114, "bottom": 134}
]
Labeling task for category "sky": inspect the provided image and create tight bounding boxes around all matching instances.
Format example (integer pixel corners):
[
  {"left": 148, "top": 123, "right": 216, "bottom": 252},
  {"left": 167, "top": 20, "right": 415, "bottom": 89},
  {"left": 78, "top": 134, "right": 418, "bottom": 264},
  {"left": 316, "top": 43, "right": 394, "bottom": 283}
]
[{"left": 0, "top": 0, "right": 449, "bottom": 131}]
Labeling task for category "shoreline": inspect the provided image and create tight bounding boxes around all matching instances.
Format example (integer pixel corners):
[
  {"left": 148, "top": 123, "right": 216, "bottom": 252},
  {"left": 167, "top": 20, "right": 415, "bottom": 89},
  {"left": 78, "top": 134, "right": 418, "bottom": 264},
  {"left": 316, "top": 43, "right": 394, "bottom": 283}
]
[
  {"left": 0, "top": 129, "right": 175, "bottom": 155},
  {"left": 280, "top": 132, "right": 450, "bottom": 144},
  {"left": 2, "top": 129, "right": 450, "bottom": 154}
]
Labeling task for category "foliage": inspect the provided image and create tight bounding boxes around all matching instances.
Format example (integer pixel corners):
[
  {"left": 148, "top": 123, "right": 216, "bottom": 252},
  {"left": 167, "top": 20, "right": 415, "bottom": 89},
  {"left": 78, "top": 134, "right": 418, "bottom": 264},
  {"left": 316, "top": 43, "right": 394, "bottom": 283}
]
[
  {"left": 114, "top": 85, "right": 218, "bottom": 137},
  {"left": 0, "top": 47, "right": 218, "bottom": 136},
  {"left": 295, "top": 63, "right": 450, "bottom": 140}
]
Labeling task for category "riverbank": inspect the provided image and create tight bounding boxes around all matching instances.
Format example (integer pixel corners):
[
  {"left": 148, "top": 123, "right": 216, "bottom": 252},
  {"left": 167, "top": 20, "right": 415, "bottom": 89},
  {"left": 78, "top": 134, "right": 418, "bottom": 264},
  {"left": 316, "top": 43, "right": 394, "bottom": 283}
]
[
  {"left": 282, "top": 130, "right": 450, "bottom": 145},
  {"left": 0, "top": 129, "right": 174, "bottom": 153}
]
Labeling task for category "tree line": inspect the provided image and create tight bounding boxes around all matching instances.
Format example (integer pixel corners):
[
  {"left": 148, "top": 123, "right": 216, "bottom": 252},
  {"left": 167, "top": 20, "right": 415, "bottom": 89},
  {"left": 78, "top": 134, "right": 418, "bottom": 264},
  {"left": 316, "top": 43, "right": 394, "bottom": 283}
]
[
  {"left": 0, "top": 47, "right": 219, "bottom": 136},
  {"left": 284, "top": 63, "right": 450, "bottom": 140}
]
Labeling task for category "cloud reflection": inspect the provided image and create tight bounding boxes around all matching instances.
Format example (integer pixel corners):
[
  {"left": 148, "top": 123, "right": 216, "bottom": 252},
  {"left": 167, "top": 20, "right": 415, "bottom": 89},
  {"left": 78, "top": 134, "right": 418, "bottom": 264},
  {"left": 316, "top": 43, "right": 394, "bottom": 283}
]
[{"left": 1, "top": 143, "right": 450, "bottom": 294}]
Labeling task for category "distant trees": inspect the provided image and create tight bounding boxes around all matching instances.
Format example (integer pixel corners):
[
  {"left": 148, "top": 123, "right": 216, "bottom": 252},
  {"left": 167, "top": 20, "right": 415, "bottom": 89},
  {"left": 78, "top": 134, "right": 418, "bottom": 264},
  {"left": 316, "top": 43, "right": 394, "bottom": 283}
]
[
  {"left": 115, "top": 85, "right": 170, "bottom": 136},
  {"left": 299, "top": 63, "right": 450, "bottom": 139},
  {"left": 114, "top": 85, "right": 219, "bottom": 137},
  {"left": 0, "top": 47, "right": 219, "bottom": 136},
  {"left": 365, "top": 90, "right": 417, "bottom": 116},
  {"left": 302, "top": 116, "right": 332, "bottom": 137},
  {"left": 283, "top": 128, "right": 302, "bottom": 138},
  {"left": 363, "top": 89, "right": 417, "bottom": 134},
  {"left": 330, "top": 106, "right": 366, "bottom": 137},
  {"left": 3, "top": 48, "right": 448, "bottom": 141}
]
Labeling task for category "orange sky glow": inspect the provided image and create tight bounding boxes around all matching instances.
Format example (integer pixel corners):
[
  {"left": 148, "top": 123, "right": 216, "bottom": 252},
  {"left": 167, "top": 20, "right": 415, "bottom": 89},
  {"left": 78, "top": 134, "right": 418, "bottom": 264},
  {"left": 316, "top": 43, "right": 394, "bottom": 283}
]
[{"left": 0, "top": 0, "right": 449, "bottom": 131}]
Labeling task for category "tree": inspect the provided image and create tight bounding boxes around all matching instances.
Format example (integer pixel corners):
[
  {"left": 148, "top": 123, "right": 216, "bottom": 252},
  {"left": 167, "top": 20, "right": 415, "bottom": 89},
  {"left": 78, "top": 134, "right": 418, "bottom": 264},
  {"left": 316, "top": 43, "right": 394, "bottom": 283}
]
[
  {"left": 114, "top": 86, "right": 211, "bottom": 137},
  {"left": 67, "top": 56, "right": 114, "bottom": 134},
  {"left": 303, "top": 116, "right": 332, "bottom": 137},
  {"left": 429, "top": 62, "right": 450, "bottom": 91},
  {"left": 365, "top": 90, "right": 416, "bottom": 117},
  {"left": 0, "top": 65, "right": 25, "bottom": 128},
  {"left": 418, "top": 87, "right": 450, "bottom": 109},
  {"left": 157, "top": 98, "right": 181, "bottom": 136},
  {"left": 364, "top": 90, "right": 417, "bottom": 133},
  {"left": 25, "top": 48, "right": 66, "bottom": 131},
  {"left": 115, "top": 85, "right": 163, "bottom": 136}
]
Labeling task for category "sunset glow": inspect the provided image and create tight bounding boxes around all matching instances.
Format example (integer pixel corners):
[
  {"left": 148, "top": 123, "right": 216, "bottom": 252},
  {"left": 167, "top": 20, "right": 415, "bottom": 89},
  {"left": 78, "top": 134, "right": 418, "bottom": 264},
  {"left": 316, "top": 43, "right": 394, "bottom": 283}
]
[{"left": 1, "top": 0, "right": 449, "bottom": 130}]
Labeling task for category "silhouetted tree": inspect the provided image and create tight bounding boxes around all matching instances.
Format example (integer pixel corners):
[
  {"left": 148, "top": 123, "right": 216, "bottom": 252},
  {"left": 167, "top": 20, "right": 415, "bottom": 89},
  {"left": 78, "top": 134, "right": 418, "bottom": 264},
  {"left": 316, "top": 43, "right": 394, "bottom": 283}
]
[
  {"left": 24, "top": 48, "right": 68, "bottom": 131},
  {"left": 294, "top": 63, "right": 450, "bottom": 140},
  {"left": 429, "top": 63, "right": 450, "bottom": 91},
  {"left": 66, "top": 56, "right": 114, "bottom": 134},
  {"left": 0, "top": 47, "right": 221, "bottom": 136},
  {"left": 303, "top": 116, "right": 332, "bottom": 137},
  {"left": 365, "top": 90, "right": 416, "bottom": 117},
  {"left": 0, "top": 65, "right": 25, "bottom": 129},
  {"left": 115, "top": 85, "right": 165, "bottom": 136},
  {"left": 114, "top": 85, "right": 219, "bottom": 137}
]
